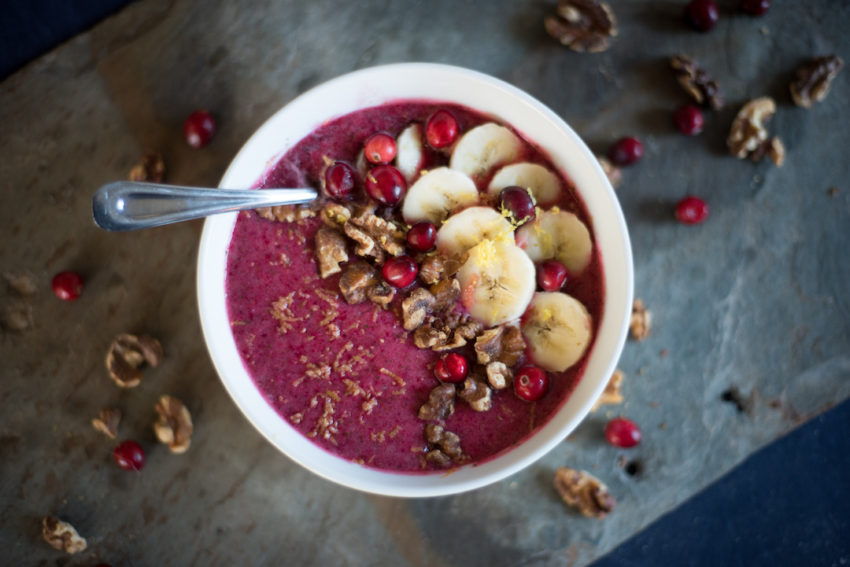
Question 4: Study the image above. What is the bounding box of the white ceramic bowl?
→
[198,63,633,497]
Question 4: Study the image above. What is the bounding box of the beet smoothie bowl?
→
[197,63,633,497]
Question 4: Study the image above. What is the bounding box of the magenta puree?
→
[225,102,604,472]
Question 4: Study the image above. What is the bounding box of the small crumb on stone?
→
[128,151,165,183]
[554,467,616,518]
[91,408,121,439]
[629,299,651,341]
[4,272,37,296]
[42,516,87,554]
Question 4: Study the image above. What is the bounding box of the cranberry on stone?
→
[364,133,397,165]
[608,137,644,166]
[604,417,642,448]
[443,353,469,382]
[500,186,536,225]
[382,255,418,288]
[537,260,568,291]
[675,196,709,225]
[425,110,460,149]
[366,165,407,207]
[685,0,719,32]
[323,161,358,200]
[514,366,549,402]
[673,105,705,136]
[183,110,216,149]
[740,0,770,16]
[113,440,146,471]
[51,271,83,301]
[407,221,437,252]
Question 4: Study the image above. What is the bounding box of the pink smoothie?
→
[225,102,604,472]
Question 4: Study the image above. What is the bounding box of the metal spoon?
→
[92,181,318,231]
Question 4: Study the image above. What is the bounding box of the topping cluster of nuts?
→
[544,0,618,53]
[553,467,617,518]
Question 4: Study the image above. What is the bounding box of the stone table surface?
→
[1,1,848,565]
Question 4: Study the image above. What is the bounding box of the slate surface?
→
[1,1,848,565]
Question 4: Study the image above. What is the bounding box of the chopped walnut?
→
[591,369,624,411]
[459,376,492,412]
[727,97,777,160]
[366,281,395,307]
[544,0,618,53]
[553,467,616,518]
[402,288,435,331]
[339,262,378,305]
[315,227,349,278]
[413,312,483,352]
[790,55,844,108]
[2,302,32,332]
[751,137,785,167]
[343,209,405,261]
[91,408,121,439]
[425,423,463,465]
[128,151,165,183]
[418,383,456,421]
[670,55,724,110]
[42,516,87,554]
[429,278,461,312]
[105,333,163,388]
[629,299,651,341]
[597,156,622,188]
[256,204,317,223]
[418,253,461,285]
[486,361,512,390]
[320,202,352,227]
[425,449,452,467]
[474,324,526,366]
[4,272,37,296]
[153,395,193,454]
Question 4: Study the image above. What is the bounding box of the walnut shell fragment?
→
[105,333,163,388]
[670,55,724,110]
[544,0,618,53]
[790,55,844,109]
[128,152,165,183]
[91,407,121,439]
[553,467,616,518]
[153,395,193,454]
[42,516,87,554]
[727,97,779,160]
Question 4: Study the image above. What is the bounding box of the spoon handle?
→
[92,181,318,231]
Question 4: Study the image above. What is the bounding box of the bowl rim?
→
[197,62,633,497]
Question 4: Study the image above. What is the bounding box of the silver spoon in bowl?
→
[92,181,318,231]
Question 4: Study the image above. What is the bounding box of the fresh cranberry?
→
[323,161,358,200]
[608,137,644,166]
[537,260,568,291]
[382,255,418,288]
[514,366,549,402]
[500,186,536,225]
[407,221,437,252]
[425,110,460,149]
[673,105,705,136]
[685,0,719,32]
[675,195,709,225]
[604,417,642,448]
[434,358,452,381]
[740,0,770,16]
[183,110,216,149]
[366,165,406,207]
[364,133,397,165]
[51,271,83,301]
[113,440,146,471]
[443,353,469,382]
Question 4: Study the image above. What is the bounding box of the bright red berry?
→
[500,186,536,225]
[51,271,83,301]
[425,110,460,149]
[740,0,770,16]
[183,110,216,149]
[537,260,568,291]
[113,440,146,471]
[514,366,549,402]
[673,105,705,136]
[675,196,709,225]
[443,353,469,382]
[434,358,452,381]
[366,165,407,207]
[407,221,437,252]
[685,0,719,32]
[608,137,644,166]
[323,161,358,200]
[364,133,397,165]
[382,255,418,288]
[604,417,642,448]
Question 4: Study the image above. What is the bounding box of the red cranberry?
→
[675,195,709,225]
[382,255,418,288]
[407,221,437,252]
[51,271,83,301]
[434,358,452,381]
[537,260,568,292]
[685,0,719,32]
[500,186,536,225]
[604,417,642,448]
[113,440,146,471]
[364,133,397,165]
[183,110,216,149]
[608,137,644,166]
[740,0,770,16]
[514,366,549,402]
[425,110,460,149]
[366,165,407,207]
[673,105,705,136]
[443,353,469,382]
[323,161,358,200]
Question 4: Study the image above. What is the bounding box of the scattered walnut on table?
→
[553,467,616,518]
[670,55,724,110]
[402,288,436,331]
[128,151,165,183]
[418,383,456,421]
[591,369,624,411]
[596,156,622,188]
[544,0,618,53]
[486,361,512,390]
[4,272,37,296]
[42,516,87,554]
[459,375,492,412]
[629,299,651,341]
[339,261,378,305]
[315,226,349,279]
[153,395,193,454]
[105,333,163,388]
[91,407,121,439]
[751,137,786,167]
[790,55,844,108]
[2,302,32,332]
[727,97,779,160]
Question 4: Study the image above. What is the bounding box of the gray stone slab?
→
[1,1,849,565]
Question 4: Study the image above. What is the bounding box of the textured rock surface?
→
[1,1,848,565]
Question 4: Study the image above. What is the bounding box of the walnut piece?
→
[320,202,352,227]
[474,324,526,366]
[596,156,622,188]
[790,55,844,108]
[727,97,777,160]
[486,361,512,390]
[591,369,624,411]
[402,288,436,331]
[418,253,461,285]
[544,0,617,53]
[553,467,616,518]
[256,204,317,223]
[153,395,193,454]
[366,281,395,307]
[343,209,405,262]
[4,272,37,295]
[105,333,163,388]
[42,516,87,554]
[751,137,786,167]
[315,227,349,279]
[629,299,651,341]
[670,55,724,110]
[459,376,492,412]
[339,261,378,305]
[128,152,165,183]
[418,383,456,421]
[91,408,121,439]
[429,278,461,312]
[414,312,483,351]
[2,302,32,332]
[424,423,462,467]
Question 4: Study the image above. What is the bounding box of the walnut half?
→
[42,516,87,554]
[544,0,617,53]
[790,55,844,109]
[105,333,162,388]
[727,97,777,160]
[153,395,193,454]
[553,467,616,518]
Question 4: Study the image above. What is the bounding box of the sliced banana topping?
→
[395,123,425,183]
[487,162,561,206]
[521,292,592,373]
[516,209,593,275]
[435,206,514,258]
[450,123,523,179]
[401,167,479,226]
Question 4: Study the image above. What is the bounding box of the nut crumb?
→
[629,299,651,341]
[827,187,839,197]
[544,0,618,53]
[42,516,87,554]
[596,156,622,188]
[553,467,616,518]
[591,369,624,411]
[128,152,165,183]
[751,137,785,167]
[2,302,32,332]
[4,272,37,296]
[153,395,193,454]
[91,408,121,439]
[105,333,163,388]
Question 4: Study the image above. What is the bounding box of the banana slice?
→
[450,123,523,179]
[435,206,514,258]
[521,292,592,372]
[457,240,536,327]
[487,162,561,205]
[401,167,479,225]
[515,209,593,274]
[395,123,425,183]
